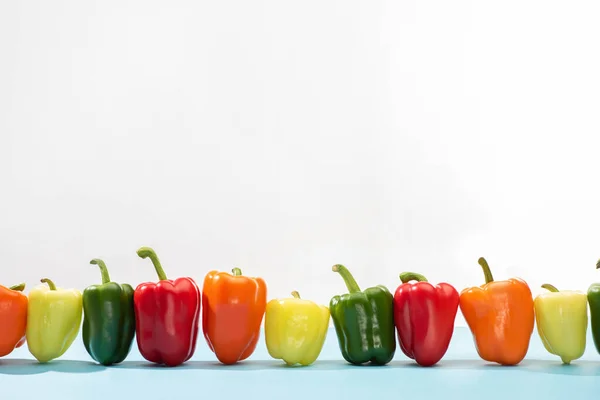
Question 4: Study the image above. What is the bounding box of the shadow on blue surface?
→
[0,359,106,375]
[112,359,387,370]
[401,359,600,376]
[2,357,600,377]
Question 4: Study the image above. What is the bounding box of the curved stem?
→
[596,259,600,269]
[9,283,26,291]
[232,268,242,276]
[41,278,57,291]
[137,247,167,280]
[291,291,300,299]
[478,257,494,284]
[399,272,428,283]
[90,259,111,284]
[542,283,559,292]
[332,264,361,293]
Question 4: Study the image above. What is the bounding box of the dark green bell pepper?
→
[588,259,600,353]
[82,258,135,366]
[329,264,396,365]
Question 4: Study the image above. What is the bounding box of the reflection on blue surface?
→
[1,326,600,399]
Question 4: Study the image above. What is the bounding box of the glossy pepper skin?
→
[535,283,587,364]
[26,278,83,363]
[0,283,28,357]
[587,260,600,354]
[393,272,459,367]
[82,259,135,366]
[202,268,267,364]
[134,247,201,367]
[265,291,330,366]
[329,264,396,365]
[460,257,534,366]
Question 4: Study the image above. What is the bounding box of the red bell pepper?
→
[134,247,201,367]
[393,271,459,366]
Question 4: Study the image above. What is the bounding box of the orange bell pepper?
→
[459,257,535,366]
[202,267,267,365]
[0,283,28,357]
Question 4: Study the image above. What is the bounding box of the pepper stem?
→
[399,272,428,283]
[232,268,242,276]
[137,247,167,280]
[41,278,57,291]
[332,264,361,293]
[9,283,26,291]
[478,257,494,284]
[596,259,600,269]
[291,291,300,299]
[541,283,559,292]
[90,259,111,284]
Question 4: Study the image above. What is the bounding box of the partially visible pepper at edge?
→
[0,283,28,358]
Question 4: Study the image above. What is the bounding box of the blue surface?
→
[1,326,600,399]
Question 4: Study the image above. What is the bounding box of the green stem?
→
[137,247,167,280]
[291,291,300,299]
[478,257,494,284]
[542,283,559,292]
[9,283,26,291]
[332,264,361,293]
[41,278,57,291]
[596,259,600,269]
[90,259,111,284]
[232,268,242,276]
[399,272,428,283]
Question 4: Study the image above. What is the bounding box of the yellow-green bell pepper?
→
[26,278,83,363]
[534,283,588,364]
[264,291,330,366]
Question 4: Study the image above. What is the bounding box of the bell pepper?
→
[0,283,28,358]
[82,258,136,365]
[535,283,587,364]
[265,291,330,366]
[26,278,83,363]
[459,257,535,366]
[587,260,600,354]
[329,264,396,365]
[393,272,459,367]
[202,267,267,365]
[134,247,201,367]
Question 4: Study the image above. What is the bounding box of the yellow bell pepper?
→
[534,283,588,364]
[265,291,330,366]
[26,278,83,363]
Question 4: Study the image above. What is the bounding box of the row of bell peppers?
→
[0,249,598,367]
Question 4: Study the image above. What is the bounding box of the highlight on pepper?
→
[265,290,330,366]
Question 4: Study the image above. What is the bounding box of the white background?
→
[2,0,600,327]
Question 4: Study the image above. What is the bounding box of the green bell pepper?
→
[588,260,600,354]
[329,264,396,365]
[82,258,135,365]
